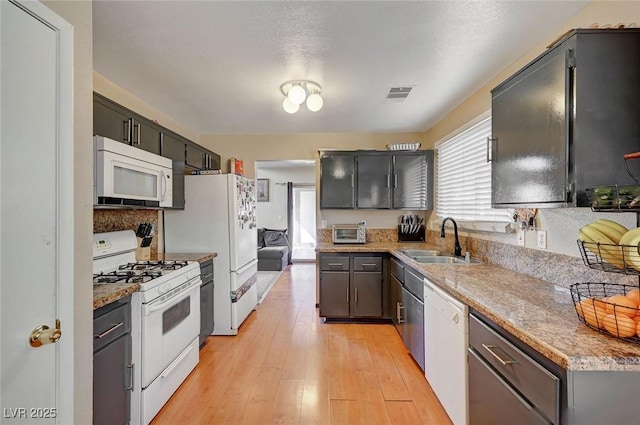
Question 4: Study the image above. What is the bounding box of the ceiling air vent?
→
[386,86,414,102]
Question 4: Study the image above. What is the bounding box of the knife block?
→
[135,237,151,261]
[398,225,425,242]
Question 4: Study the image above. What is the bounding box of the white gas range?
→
[93,231,201,425]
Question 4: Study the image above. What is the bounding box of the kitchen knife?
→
[140,236,153,247]
[136,224,145,238]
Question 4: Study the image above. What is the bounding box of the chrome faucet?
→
[440,217,462,257]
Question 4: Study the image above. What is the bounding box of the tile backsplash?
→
[94,209,159,255]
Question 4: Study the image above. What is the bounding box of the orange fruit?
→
[603,313,637,338]
[592,298,608,310]
[605,295,639,317]
[626,288,640,305]
[577,299,606,328]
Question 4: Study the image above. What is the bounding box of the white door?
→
[1,1,74,424]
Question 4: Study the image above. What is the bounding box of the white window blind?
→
[436,116,513,228]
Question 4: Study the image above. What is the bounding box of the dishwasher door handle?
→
[482,343,519,366]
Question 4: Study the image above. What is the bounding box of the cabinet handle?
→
[94,322,124,339]
[397,302,405,323]
[394,174,398,188]
[350,174,354,188]
[355,287,358,303]
[131,121,141,145]
[385,174,389,188]
[123,119,131,143]
[482,343,519,366]
[124,363,134,391]
[328,263,343,268]
[361,263,377,267]
[346,287,350,303]
[486,137,496,162]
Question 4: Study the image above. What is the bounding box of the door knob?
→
[30,319,61,347]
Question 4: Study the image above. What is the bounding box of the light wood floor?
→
[152,263,452,425]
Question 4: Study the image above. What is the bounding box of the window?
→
[436,116,513,231]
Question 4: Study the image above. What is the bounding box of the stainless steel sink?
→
[400,249,450,257]
[411,256,482,265]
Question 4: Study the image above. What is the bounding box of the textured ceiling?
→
[93,1,588,135]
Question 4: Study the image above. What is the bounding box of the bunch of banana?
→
[578,219,628,269]
[620,226,640,271]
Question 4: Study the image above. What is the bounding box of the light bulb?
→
[282,97,299,114]
[287,84,306,105]
[306,93,323,112]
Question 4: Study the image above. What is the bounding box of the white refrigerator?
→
[164,174,258,335]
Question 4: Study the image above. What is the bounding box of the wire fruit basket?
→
[570,283,640,345]
[577,240,640,275]
[586,185,640,212]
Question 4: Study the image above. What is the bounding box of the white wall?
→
[256,164,315,229]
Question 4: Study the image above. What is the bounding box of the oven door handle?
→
[144,281,199,315]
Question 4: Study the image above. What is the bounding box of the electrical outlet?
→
[517,231,525,246]
[537,230,547,249]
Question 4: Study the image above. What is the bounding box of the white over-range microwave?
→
[94,136,173,208]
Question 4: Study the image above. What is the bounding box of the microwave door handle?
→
[160,170,167,202]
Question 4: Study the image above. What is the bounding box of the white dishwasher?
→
[423,278,468,425]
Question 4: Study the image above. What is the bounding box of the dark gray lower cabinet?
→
[390,273,403,333]
[319,271,350,318]
[199,259,214,347]
[468,350,549,425]
[402,286,425,371]
[388,258,424,371]
[319,253,383,319]
[352,271,382,317]
[93,298,131,425]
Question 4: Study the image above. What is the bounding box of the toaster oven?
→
[332,223,366,244]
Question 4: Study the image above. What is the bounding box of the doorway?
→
[255,160,316,263]
[289,184,316,262]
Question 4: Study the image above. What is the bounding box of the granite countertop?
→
[93,282,139,310]
[151,252,217,262]
[93,252,217,310]
[316,242,640,372]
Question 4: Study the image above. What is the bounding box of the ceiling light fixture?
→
[280,80,323,114]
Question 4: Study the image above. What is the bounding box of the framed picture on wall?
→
[257,178,269,202]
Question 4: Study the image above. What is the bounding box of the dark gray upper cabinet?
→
[357,153,392,208]
[93,93,160,155]
[320,153,356,209]
[491,29,640,208]
[160,133,186,209]
[320,150,433,210]
[94,96,131,144]
[93,93,221,210]
[185,142,220,171]
[392,151,434,209]
[132,119,161,155]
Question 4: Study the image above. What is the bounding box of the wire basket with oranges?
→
[570,282,640,344]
